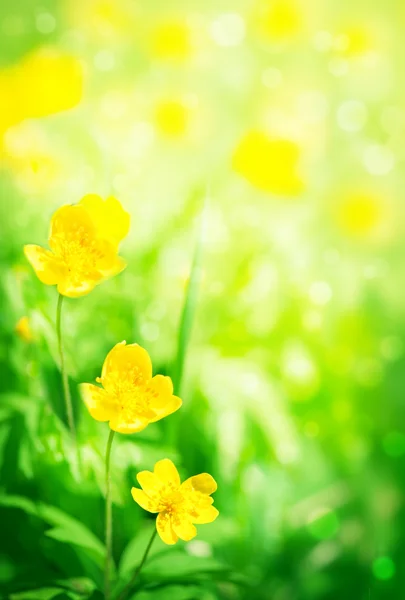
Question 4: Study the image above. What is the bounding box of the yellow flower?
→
[24,194,129,298]
[337,193,383,235]
[15,316,33,342]
[337,26,374,58]
[232,130,303,196]
[0,48,83,142]
[151,21,192,60]
[80,342,182,433]
[17,48,83,120]
[131,459,219,544]
[256,0,303,41]
[154,99,189,137]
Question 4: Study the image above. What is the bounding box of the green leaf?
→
[6,577,96,599]
[0,494,105,568]
[142,552,230,579]
[10,589,66,600]
[134,584,204,600]
[119,526,168,577]
[171,195,207,396]
[39,504,105,561]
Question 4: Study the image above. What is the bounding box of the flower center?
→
[158,487,185,514]
[52,228,106,281]
[103,365,158,422]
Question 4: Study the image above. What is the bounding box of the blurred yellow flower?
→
[24,195,129,297]
[0,48,83,141]
[15,316,33,342]
[337,193,383,235]
[18,48,83,119]
[131,458,218,544]
[80,342,182,433]
[154,99,190,137]
[232,130,303,196]
[256,0,302,41]
[337,27,374,58]
[151,21,192,60]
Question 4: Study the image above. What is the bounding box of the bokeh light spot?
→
[257,0,302,41]
[309,281,332,306]
[363,145,394,176]
[373,556,395,580]
[151,20,192,60]
[313,30,333,52]
[307,508,339,540]
[328,58,348,77]
[337,193,383,236]
[36,12,56,34]
[337,100,367,132]
[210,13,245,47]
[380,337,403,361]
[94,49,115,71]
[262,67,282,88]
[154,99,190,137]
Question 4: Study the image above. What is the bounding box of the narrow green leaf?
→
[171,195,207,396]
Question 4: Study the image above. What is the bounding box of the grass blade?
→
[172,194,207,396]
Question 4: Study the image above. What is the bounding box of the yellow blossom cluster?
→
[24,195,218,545]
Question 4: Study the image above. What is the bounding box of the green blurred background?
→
[1,0,405,599]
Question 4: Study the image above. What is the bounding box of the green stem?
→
[105,429,115,600]
[119,528,157,600]
[56,293,76,438]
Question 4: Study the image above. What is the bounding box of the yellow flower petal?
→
[79,194,130,247]
[150,395,182,423]
[24,244,66,285]
[191,505,219,525]
[136,470,163,495]
[98,253,127,278]
[150,374,174,399]
[131,487,159,513]
[156,512,178,545]
[147,375,182,423]
[172,516,197,541]
[101,342,153,392]
[87,237,127,278]
[57,278,98,298]
[109,417,148,434]
[80,383,114,421]
[154,458,180,487]
[49,204,95,249]
[182,473,218,495]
